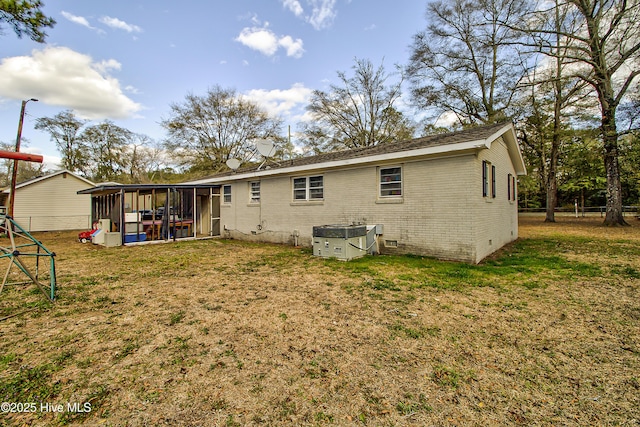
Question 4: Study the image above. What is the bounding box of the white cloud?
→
[281,0,338,30]
[282,0,304,16]
[307,0,337,29]
[235,25,304,58]
[236,26,279,56]
[278,35,305,58]
[0,46,142,120]
[124,85,141,94]
[61,11,103,33]
[243,83,313,119]
[94,59,121,74]
[99,16,143,33]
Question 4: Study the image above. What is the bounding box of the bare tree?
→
[519,0,594,222]
[161,86,282,173]
[35,110,89,175]
[301,58,414,153]
[123,134,168,183]
[526,0,640,225]
[407,0,533,125]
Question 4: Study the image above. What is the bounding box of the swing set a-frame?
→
[0,149,57,319]
[0,214,56,302]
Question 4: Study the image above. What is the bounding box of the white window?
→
[223,185,231,204]
[380,166,402,197]
[250,181,260,203]
[293,176,323,201]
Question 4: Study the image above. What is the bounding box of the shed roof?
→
[186,121,525,184]
[1,169,95,194]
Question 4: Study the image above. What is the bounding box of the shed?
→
[0,170,96,231]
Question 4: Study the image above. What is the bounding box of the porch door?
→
[210,190,221,236]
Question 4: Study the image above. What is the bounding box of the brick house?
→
[187,121,526,263]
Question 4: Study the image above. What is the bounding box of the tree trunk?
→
[545,81,561,223]
[602,113,628,226]
[545,170,557,222]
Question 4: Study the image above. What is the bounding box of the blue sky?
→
[0,1,428,168]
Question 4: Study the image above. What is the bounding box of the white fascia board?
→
[188,139,488,184]
[5,169,96,193]
[484,123,527,175]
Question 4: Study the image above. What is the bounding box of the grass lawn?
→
[0,215,639,426]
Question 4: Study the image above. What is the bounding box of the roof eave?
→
[484,123,527,175]
[188,140,488,184]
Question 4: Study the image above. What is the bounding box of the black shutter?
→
[482,161,487,197]
[491,165,496,198]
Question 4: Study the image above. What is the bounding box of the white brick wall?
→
[475,137,519,262]
[219,138,519,263]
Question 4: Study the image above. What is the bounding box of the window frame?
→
[249,181,260,204]
[292,175,324,201]
[222,184,231,204]
[379,166,403,198]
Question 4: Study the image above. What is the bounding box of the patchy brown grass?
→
[0,215,639,426]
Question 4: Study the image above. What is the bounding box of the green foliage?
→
[81,121,131,182]
[431,364,463,389]
[0,362,61,402]
[0,0,55,43]
[619,132,640,204]
[35,110,89,174]
[558,129,607,205]
[388,322,427,339]
[169,310,185,326]
[325,236,603,292]
[396,393,432,415]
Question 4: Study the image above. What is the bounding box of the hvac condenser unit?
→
[312,224,368,261]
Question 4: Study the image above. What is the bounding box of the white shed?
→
[1,170,96,231]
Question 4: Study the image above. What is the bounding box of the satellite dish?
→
[255,139,275,157]
[226,158,241,170]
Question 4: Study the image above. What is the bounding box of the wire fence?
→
[11,215,93,233]
[519,206,639,217]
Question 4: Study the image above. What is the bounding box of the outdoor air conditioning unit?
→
[312,224,371,261]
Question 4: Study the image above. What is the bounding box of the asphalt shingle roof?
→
[197,121,512,180]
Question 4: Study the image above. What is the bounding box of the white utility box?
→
[103,232,122,247]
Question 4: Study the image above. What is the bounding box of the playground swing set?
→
[0,149,57,320]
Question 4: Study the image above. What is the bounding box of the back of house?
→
[189,121,526,263]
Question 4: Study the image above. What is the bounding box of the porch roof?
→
[78,183,220,196]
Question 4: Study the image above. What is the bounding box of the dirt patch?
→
[0,216,639,426]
